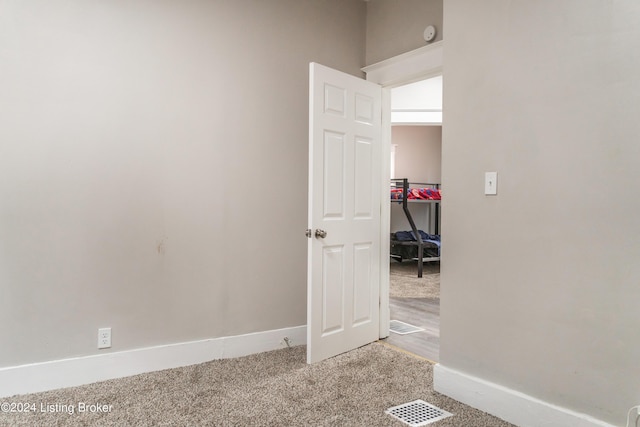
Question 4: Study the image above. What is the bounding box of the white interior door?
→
[307,63,382,364]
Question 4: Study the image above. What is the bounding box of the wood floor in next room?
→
[384,260,440,362]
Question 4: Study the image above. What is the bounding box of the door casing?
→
[361,41,443,338]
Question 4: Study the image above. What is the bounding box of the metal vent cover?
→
[389,320,425,335]
[385,399,453,426]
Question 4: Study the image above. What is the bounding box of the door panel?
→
[354,137,373,218]
[353,243,373,325]
[308,63,382,364]
[355,93,375,125]
[322,245,345,336]
[323,131,346,219]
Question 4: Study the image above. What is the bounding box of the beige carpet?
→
[389,261,440,299]
[0,343,513,426]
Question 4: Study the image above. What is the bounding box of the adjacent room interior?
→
[384,76,443,362]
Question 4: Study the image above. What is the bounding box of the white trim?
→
[363,41,443,87]
[378,87,392,339]
[433,364,615,427]
[0,325,306,398]
[363,45,443,340]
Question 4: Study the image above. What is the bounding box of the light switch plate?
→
[485,172,498,195]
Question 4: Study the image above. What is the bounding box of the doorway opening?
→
[384,75,442,362]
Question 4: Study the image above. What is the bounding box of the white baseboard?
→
[433,364,614,427]
[0,325,306,399]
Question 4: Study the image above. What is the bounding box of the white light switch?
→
[485,172,498,195]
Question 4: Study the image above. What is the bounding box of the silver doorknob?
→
[315,229,327,239]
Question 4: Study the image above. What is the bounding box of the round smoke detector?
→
[424,25,437,42]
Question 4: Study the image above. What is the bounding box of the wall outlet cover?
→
[98,328,111,349]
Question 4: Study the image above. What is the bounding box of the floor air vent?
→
[385,400,453,426]
[389,320,425,335]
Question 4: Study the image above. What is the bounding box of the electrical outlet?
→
[98,328,111,349]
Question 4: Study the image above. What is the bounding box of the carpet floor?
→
[0,343,513,426]
[389,261,440,299]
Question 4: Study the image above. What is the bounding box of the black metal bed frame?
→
[390,178,440,278]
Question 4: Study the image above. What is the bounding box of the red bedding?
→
[391,187,441,200]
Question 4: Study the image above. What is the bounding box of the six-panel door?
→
[307,63,382,364]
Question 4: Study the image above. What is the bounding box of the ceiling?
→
[391,75,442,125]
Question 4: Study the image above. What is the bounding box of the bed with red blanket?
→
[389,179,441,278]
[390,186,441,201]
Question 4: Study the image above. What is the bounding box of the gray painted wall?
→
[0,0,365,368]
[366,0,443,65]
[392,126,442,183]
[440,1,640,424]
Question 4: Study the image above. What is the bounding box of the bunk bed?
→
[390,178,441,278]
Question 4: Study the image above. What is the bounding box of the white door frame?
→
[361,41,443,338]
